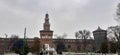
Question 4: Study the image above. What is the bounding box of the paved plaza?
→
[3,52,118,55]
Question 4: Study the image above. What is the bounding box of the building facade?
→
[0,14,95,52]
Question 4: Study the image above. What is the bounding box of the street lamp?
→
[4,34,8,54]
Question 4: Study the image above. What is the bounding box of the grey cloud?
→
[0,0,118,38]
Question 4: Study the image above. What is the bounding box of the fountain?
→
[40,44,56,55]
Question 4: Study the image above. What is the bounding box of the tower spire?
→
[45,13,49,18]
[43,13,50,31]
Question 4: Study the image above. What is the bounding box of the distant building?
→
[0,13,95,52]
[93,27,107,51]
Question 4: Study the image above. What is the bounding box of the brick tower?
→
[40,13,53,48]
[93,26,107,51]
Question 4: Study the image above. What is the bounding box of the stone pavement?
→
[62,52,118,55]
[3,52,118,55]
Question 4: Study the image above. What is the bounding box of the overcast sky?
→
[0,0,119,39]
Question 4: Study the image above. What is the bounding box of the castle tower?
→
[93,26,107,51]
[40,13,53,48]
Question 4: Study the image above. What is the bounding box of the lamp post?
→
[5,34,8,54]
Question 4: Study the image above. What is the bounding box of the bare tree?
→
[75,29,91,52]
[9,35,19,51]
[10,34,19,38]
[116,3,120,24]
[107,25,120,54]
[54,34,67,54]
[54,33,67,39]
[107,26,120,43]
